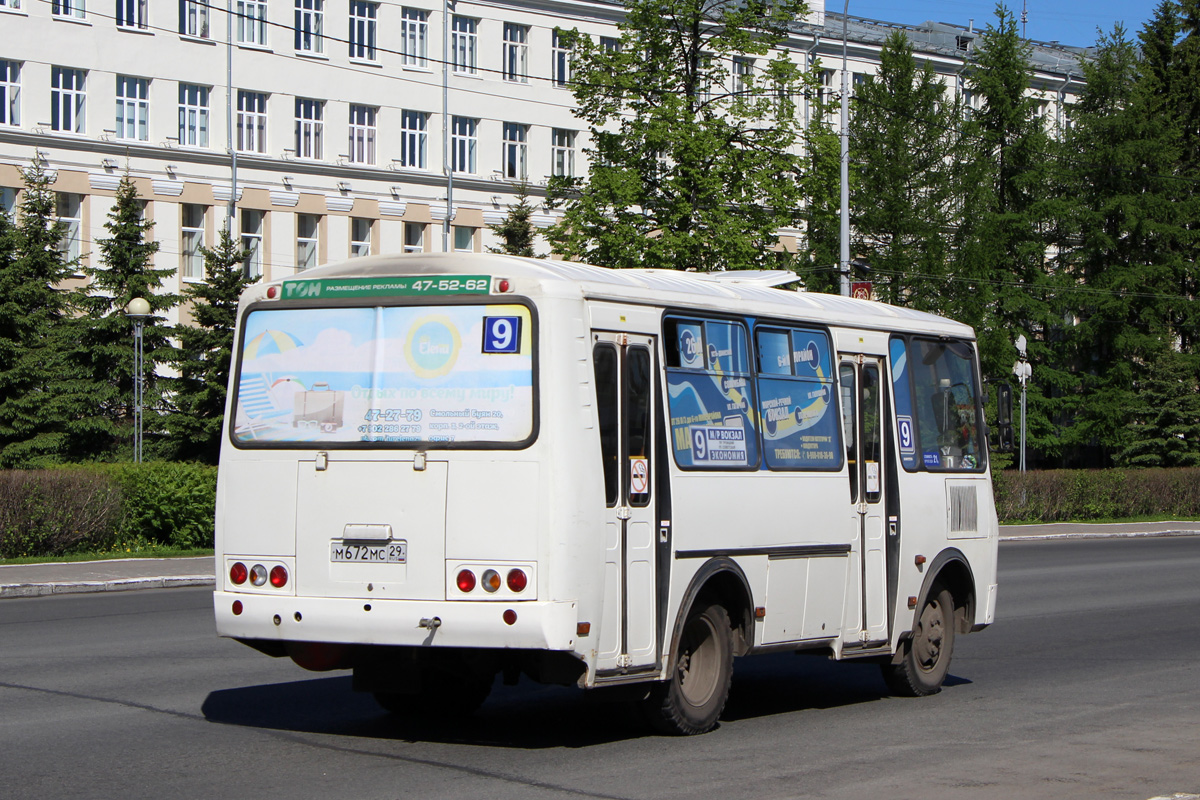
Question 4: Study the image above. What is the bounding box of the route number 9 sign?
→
[483,316,522,353]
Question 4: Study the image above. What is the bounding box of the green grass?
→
[0,547,213,566]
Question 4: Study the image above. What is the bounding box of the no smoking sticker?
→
[630,457,649,495]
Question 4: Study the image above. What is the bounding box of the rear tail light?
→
[269,565,288,588]
[481,569,501,593]
[506,569,528,593]
[250,564,268,586]
[456,569,476,593]
[229,562,248,585]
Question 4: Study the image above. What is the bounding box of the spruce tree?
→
[72,171,178,460]
[548,0,808,271]
[0,161,79,466]
[166,230,255,463]
[952,7,1057,462]
[487,184,540,257]
[848,31,958,310]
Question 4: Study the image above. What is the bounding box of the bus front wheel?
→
[882,585,955,697]
[643,601,734,735]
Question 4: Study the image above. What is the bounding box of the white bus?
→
[214,253,999,734]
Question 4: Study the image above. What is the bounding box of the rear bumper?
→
[213,591,580,651]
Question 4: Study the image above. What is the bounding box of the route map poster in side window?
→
[755,327,842,470]
[232,304,533,446]
[665,318,759,469]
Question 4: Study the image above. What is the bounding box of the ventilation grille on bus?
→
[949,485,979,533]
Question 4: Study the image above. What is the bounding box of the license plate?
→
[330,541,407,563]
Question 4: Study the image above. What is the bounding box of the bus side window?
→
[594,344,620,507]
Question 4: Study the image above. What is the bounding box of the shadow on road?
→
[201,652,971,748]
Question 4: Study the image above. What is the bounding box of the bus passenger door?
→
[593,333,659,673]
[840,356,889,645]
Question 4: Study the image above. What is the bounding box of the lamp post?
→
[839,0,850,297]
[1012,335,1031,473]
[126,297,151,464]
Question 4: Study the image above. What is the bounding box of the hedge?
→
[993,468,1200,523]
[0,463,217,559]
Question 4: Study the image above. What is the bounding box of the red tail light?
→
[506,569,528,593]
[230,562,248,585]
[456,569,476,592]
[269,565,288,588]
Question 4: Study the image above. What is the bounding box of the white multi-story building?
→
[0,0,1087,310]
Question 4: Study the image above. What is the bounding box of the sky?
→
[840,0,1159,48]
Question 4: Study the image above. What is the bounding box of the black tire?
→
[374,662,494,717]
[881,585,956,697]
[643,602,734,735]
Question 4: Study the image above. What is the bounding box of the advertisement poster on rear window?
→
[233,304,533,446]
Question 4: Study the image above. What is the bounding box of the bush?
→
[0,470,123,558]
[0,463,217,558]
[994,468,1200,522]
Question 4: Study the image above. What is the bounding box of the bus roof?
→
[259,252,975,340]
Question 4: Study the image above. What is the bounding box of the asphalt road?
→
[2,536,1198,800]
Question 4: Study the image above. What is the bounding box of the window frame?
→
[347,104,377,165]
[502,22,529,83]
[116,0,148,29]
[400,7,428,68]
[451,115,477,174]
[502,121,527,180]
[240,208,265,277]
[179,0,210,37]
[294,0,324,54]
[0,60,19,128]
[236,0,268,45]
[178,83,210,147]
[399,109,428,169]
[350,217,372,258]
[236,90,267,153]
[55,192,83,262]
[551,29,572,88]
[52,0,86,21]
[51,67,86,134]
[296,212,319,270]
[551,128,575,178]
[115,75,149,142]
[181,203,206,280]
[403,221,424,252]
[451,15,477,75]
[348,0,377,61]
[294,97,324,160]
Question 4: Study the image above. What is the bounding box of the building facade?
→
[0,0,1088,316]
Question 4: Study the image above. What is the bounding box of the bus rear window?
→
[232,303,534,447]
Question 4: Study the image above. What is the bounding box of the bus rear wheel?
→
[643,601,733,735]
[882,585,955,697]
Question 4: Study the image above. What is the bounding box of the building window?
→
[294,98,323,159]
[348,0,377,60]
[115,76,149,141]
[296,213,319,270]
[502,122,527,180]
[117,0,148,29]
[236,90,267,153]
[178,84,209,147]
[1,187,17,220]
[453,225,475,252]
[503,23,528,83]
[348,104,376,165]
[295,0,323,54]
[236,0,267,45]
[52,0,85,20]
[403,221,423,253]
[51,67,86,134]
[0,61,19,128]
[350,217,372,257]
[551,30,572,88]
[600,36,620,54]
[451,16,477,75]
[400,7,428,67]
[732,57,753,96]
[55,193,82,262]
[400,110,427,168]
[181,203,206,279]
[451,116,476,173]
[241,209,264,277]
[551,128,575,178]
[179,0,210,37]
[0,0,21,9]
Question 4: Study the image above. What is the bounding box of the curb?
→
[0,575,214,599]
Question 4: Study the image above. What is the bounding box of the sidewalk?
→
[3,522,1200,599]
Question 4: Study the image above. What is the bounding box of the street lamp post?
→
[1012,335,1032,473]
[126,297,151,464]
